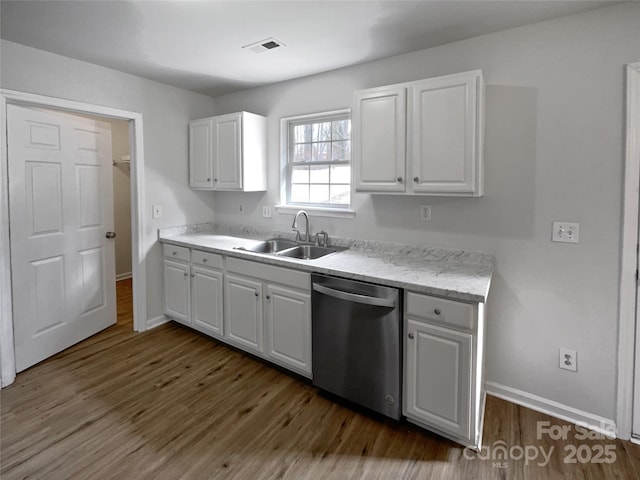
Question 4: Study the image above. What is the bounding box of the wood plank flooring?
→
[2,279,640,479]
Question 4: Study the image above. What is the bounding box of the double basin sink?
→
[235,238,344,260]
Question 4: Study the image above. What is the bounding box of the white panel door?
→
[8,105,116,372]
[213,113,242,190]
[189,118,213,189]
[410,72,478,194]
[405,319,472,440]
[191,265,223,337]
[353,85,406,192]
[224,274,262,353]
[265,284,311,376]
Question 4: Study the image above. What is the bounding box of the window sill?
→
[274,205,356,219]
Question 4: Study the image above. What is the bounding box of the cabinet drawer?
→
[163,244,190,262]
[406,292,475,330]
[192,249,223,269]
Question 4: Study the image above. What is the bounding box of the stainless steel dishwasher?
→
[311,274,402,420]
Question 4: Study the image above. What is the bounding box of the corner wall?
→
[211,3,640,421]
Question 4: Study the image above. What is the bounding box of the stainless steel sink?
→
[276,245,340,260]
[237,238,298,254]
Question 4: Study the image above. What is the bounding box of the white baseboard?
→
[146,314,169,330]
[116,272,132,281]
[485,381,617,438]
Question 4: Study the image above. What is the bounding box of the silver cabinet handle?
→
[408,333,415,339]
[207,177,211,182]
[254,292,259,297]
[214,178,218,182]
[413,176,419,183]
[202,258,208,263]
[183,272,188,278]
[397,177,403,183]
[191,273,195,278]
[312,283,396,308]
[266,295,271,300]
[105,231,116,239]
[434,308,441,315]
[172,251,178,256]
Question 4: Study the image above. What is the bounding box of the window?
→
[281,110,351,210]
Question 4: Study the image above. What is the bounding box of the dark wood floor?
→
[2,279,640,479]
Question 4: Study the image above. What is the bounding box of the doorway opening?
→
[68,112,135,331]
[0,89,147,387]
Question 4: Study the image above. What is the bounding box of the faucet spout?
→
[292,210,310,243]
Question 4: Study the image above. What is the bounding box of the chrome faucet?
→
[292,210,311,243]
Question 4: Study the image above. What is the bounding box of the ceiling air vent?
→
[241,37,286,54]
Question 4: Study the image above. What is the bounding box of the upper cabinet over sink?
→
[353,70,484,196]
[189,111,267,191]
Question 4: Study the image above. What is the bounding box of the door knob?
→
[105,232,117,239]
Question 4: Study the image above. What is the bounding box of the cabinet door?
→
[189,118,214,189]
[163,259,190,325]
[265,284,311,376]
[405,319,472,440]
[224,274,263,353]
[191,265,224,338]
[409,72,481,195]
[213,113,243,190]
[353,86,406,192]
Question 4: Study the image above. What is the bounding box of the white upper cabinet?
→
[189,118,214,189]
[353,85,406,192]
[354,70,484,196]
[189,111,267,191]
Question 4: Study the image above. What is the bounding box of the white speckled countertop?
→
[158,223,493,303]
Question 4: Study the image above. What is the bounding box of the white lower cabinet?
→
[163,259,190,324]
[405,320,472,439]
[163,245,224,339]
[224,257,311,377]
[265,284,311,374]
[404,291,486,449]
[224,274,263,353]
[191,265,224,337]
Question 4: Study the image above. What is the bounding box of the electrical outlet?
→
[552,222,579,243]
[152,204,162,219]
[559,348,577,372]
[262,205,272,218]
[419,205,431,222]
[238,203,245,214]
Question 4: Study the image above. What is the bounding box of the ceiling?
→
[0,0,616,97]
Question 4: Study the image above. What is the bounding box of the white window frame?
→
[276,109,355,219]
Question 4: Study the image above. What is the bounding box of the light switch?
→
[552,222,579,244]
[152,204,163,219]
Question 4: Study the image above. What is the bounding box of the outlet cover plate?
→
[152,204,162,219]
[552,222,579,243]
[262,206,272,218]
[419,205,431,222]
[559,348,577,372]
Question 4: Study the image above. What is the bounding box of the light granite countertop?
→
[158,223,493,303]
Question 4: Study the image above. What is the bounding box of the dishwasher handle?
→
[312,282,396,308]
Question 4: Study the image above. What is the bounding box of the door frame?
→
[617,62,640,440]
[0,89,147,387]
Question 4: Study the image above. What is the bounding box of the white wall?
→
[212,3,640,421]
[0,39,218,324]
